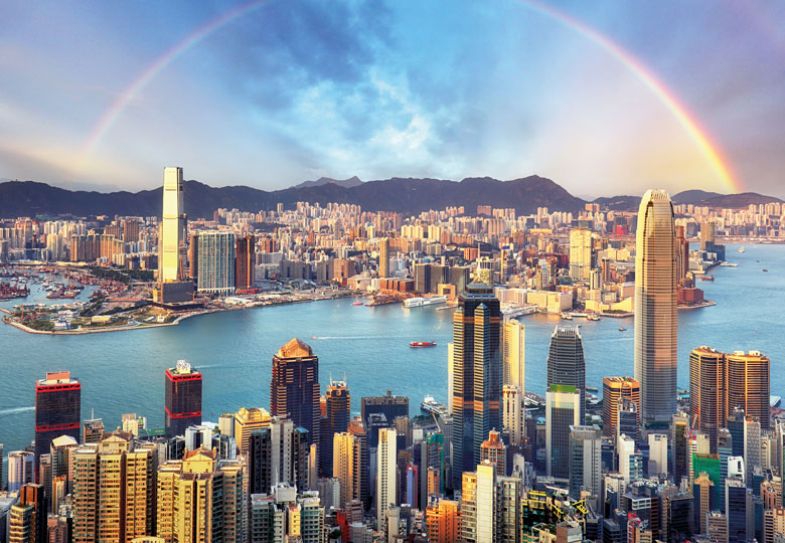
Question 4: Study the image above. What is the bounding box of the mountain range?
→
[0,176,780,218]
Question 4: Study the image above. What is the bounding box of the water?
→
[0,244,782,454]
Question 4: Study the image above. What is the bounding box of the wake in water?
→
[312,335,414,341]
[0,406,35,417]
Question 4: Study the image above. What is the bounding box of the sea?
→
[0,243,782,457]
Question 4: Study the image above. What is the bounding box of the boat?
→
[763,269,769,273]
[618,327,627,332]
[587,314,600,321]
[719,262,737,268]
[699,275,714,282]
[421,395,448,417]
[410,341,437,348]
[560,312,573,320]
[352,300,363,306]
[737,246,746,254]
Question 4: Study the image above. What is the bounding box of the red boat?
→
[410,341,437,348]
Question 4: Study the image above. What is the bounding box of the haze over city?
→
[1,0,784,196]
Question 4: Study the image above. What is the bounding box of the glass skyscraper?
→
[546,326,586,420]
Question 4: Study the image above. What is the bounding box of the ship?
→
[421,395,448,417]
[737,246,746,253]
[410,341,437,348]
[403,296,447,308]
[618,327,627,332]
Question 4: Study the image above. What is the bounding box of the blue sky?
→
[0,0,783,196]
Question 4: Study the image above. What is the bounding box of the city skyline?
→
[1,1,784,196]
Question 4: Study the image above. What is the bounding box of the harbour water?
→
[0,243,782,454]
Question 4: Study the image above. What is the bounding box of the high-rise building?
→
[648,433,668,477]
[72,432,154,543]
[271,338,320,442]
[672,412,690,484]
[82,417,104,444]
[690,346,727,450]
[726,478,753,543]
[35,371,80,470]
[502,385,524,446]
[425,497,459,543]
[159,166,187,283]
[726,350,770,430]
[569,227,593,282]
[361,391,408,448]
[376,427,397,531]
[165,360,203,438]
[235,234,255,290]
[196,231,236,295]
[502,319,525,390]
[321,380,350,477]
[450,283,502,484]
[8,484,45,543]
[546,385,581,479]
[378,237,390,279]
[602,377,640,439]
[480,430,507,477]
[7,451,34,492]
[332,432,362,509]
[547,327,586,419]
[568,425,602,507]
[460,462,496,543]
[234,407,271,457]
[634,189,678,426]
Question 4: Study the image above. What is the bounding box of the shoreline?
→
[2,291,353,336]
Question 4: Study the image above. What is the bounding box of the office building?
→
[568,425,602,506]
[159,166,187,283]
[378,237,390,279]
[726,478,753,543]
[690,346,727,450]
[35,371,81,469]
[502,319,525,391]
[502,385,524,446]
[271,338,320,443]
[196,231,236,295]
[634,189,678,425]
[235,234,255,290]
[333,432,362,509]
[569,227,593,282]
[376,427,397,530]
[546,385,581,479]
[480,429,507,477]
[648,433,668,477]
[547,326,586,419]
[727,350,770,430]
[602,376,641,439]
[165,360,203,438]
[7,451,34,492]
[321,379,350,476]
[361,391,408,448]
[450,283,502,484]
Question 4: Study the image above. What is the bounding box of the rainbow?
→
[80,0,741,192]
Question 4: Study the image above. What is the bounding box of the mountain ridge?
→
[0,177,780,218]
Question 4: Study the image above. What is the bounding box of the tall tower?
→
[376,427,397,531]
[690,346,727,450]
[726,350,770,430]
[35,371,81,469]
[634,189,678,426]
[568,227,593,282]
[545,385,581,479]
[160,166,187,282]
[602,377,640,439]
[321,380,350,476]
[271,339,320,442]
[378,237,390,279]
[502,319,525,391]
[450,283,502,486]
[547,326,586,420]
[165,360,203,438]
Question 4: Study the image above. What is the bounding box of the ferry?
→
[737,246,746,254]
[403,296,447,308]
[421,395,448,417]
[410,341,437,348]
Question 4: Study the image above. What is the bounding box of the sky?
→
[0,0,783,197]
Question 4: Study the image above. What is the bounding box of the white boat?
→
[737,246,746,253]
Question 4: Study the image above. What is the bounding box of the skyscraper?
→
[602,377,640,439]
[547,326,586,420]
[34,371,80,469]
[321,380,350,476]
[568,227,593,282]
[8,484,45,543]
[690,346,727,450]
[361,390,408,448]
[502,319,525,391]
[7,451,34,492]
[271,338,320,442]
[378,237,390,279]
[726,350,770,430]
[196,231,236,295]
[332,432,362,509]
[546,384,581,479]
[165,360,203,438]
[376,427,397,531]
[450,283,502,485]
[634,189,678,426]
[568,425,602,508]
[235,234,255,291]
[480,429,507,477]
[159,166,187,283]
